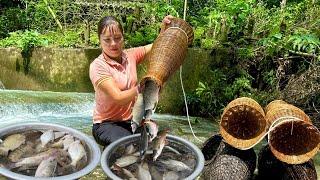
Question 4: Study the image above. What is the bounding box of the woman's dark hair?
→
[97,16,124,37]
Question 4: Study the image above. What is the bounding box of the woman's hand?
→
[160,15,174,34]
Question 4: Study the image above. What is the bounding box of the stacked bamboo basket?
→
[202,97,320,179]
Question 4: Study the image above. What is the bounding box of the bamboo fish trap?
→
[257,144,317,180]
[220,97,267,149]
[140,18,194,87]
[265,100,320,164]
[201,134,256,180]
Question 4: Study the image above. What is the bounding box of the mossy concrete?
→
[0,47,213,114]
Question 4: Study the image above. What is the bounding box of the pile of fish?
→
[110,129,196,180]
[0,129,88,177]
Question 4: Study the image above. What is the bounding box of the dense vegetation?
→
[0,0,319,123]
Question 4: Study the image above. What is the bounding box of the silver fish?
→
[150,165,163,180]
[143,80,160,112]
[125,144,136,155]
[51,134,74,150]
[139,126,149,160]
[113,164,136,179]
[12,148,60,169]
[54,131,66,140]
[164,145,181,155]
[138,162,152,180]
[0,134,26,157]
[132,93,145,133]
[163,171,180,180]
[35,156,57,177]
[144,120,159,142]
[112,155,138,168]
[40,130,54,148]
[8,141,35,162]
[160,159,192,172]
[68,140,87,167]
[152,129,169,161]
[132,150,153,157]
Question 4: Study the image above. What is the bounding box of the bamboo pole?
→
[43,0,64,33]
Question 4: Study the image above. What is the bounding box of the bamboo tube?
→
[140,18,193,87]
[265,102,320,164]
[220,97,267,149]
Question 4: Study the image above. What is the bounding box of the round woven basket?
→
[201,133,223,165]
[141,18,193,87]
[257,144,317,180]
[265,103,320,164]
[265,99,288,113]
[202,138,256,180]
[220,97,267,149]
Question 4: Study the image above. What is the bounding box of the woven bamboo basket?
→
[220,97,267,149]
[257,145,317,180]
[265,103,320,164]
[265,99,287,113]
[201,133,223,165]
[141,18,194,87]
[202,137,256,180]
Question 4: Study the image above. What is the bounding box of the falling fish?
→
[112,155,138,168]
[152,129,169,161]
[35,156,57,177]
[68,140,87,167]
[144,120,159,142]
[0,134,26,157]
[138,162,152,180]
[132,93,145,133]
[159,159,192,172]
[143,80,160,120]
[139,126,149,160]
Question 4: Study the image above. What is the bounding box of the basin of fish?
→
[107,134,197,179]
[0,129,89,178]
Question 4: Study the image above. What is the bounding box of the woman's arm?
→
[144,44,153,55]
[98,79,138,106]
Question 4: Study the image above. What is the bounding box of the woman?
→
[89,15,173,147]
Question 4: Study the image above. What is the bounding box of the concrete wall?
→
[0,47,213,113]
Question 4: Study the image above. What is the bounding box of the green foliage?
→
[0,7,26,38]
[0,30,48,53]
[287,34,320,54]
[125,24,158,47]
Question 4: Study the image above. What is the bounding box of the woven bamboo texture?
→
[265,99,288,113]
[202,135,256,180]
[201,133,223,165]
[220,97,267,149]
[141,18,193,87]
[265,102,320,164]
[257,145,317,180]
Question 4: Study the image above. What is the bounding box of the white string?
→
[240,116,304,150]
[166,27,188,43]
[179,0,203,143]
